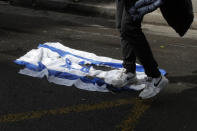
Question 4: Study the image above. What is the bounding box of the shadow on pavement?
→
[168,74,197,85]
[135,80,197,131]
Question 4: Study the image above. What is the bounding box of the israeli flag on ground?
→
[15,42,166,92]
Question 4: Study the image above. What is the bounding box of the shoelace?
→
[143,77,154,89]
[145,77,153,82]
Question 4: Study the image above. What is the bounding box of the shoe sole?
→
[107,78,143,93]
[140,77,169,99]
[112,76,145,88]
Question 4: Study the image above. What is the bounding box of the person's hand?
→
[129,0,165,21]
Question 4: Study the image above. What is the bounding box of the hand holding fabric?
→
[129,0,165,21]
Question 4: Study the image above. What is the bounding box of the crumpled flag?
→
[15,42,166,92]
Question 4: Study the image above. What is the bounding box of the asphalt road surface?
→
[0,3,197,131]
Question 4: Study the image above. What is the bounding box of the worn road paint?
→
[0,98,136,123]
[117,99,152,131]
[0,53,152,130]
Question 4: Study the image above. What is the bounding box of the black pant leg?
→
[120,0,161,77]
[115,0,124,29]
[116,0,137,73]
[121,37,136,73]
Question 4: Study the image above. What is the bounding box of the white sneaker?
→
[139,75,169,99]
[111,69,144,88]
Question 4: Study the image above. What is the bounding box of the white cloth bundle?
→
[15,42,166,92]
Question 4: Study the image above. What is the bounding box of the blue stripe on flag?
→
[14,60,106,87]
[49,69,106,86]
[38,44,166,75]
[14,60,45,71]
[38,44,123,68]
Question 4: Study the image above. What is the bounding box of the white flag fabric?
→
[15,42,166,92]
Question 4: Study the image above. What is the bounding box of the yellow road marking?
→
[117,99,152,131]
[0,98,136,123]
[0,53,152,130]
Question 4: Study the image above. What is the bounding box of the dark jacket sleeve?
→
[116,0,194,37]
[160,0,194,37]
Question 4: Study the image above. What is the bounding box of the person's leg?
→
[110,0,143,88]
[120,0,161,78]
[121,38,136,73]
[116,0,168,98]
[115,0,124,30]
[118,0,137,74]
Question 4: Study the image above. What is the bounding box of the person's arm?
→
[129,0,165,21]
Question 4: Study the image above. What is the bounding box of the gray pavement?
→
[0,4,197,131]
[3,0,197,29]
